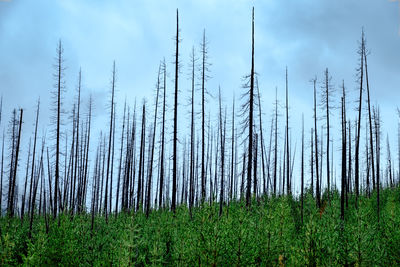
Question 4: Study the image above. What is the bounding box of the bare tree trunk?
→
[115,100,126,215]
[230,97,235,201]
[146,65,161,217]
[159,60,167,209]
[73,69,82,215]
[246,7,255,207]
[301,115,304,224]
[364,48,375,193]
[21,139,31,223]
[137,104,146,212]
[189,50,196,217]
[9,109,23,217]
[355,30,365,207]
[54,40,63,219]
[313,78,321,208]
[273,87,278,196]
[323,68,331,200]
[172,9,179,213]
[256,79,266,196]
[83,96,92,212]
[374,107,380,223]
[0,132,4,216]
[285,67,290,195]
[219,88,226,216]
[27,100,40,217]
[104,62,116,222]
[200,30,209,203]
[341,95,346,220]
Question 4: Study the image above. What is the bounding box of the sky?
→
[0,0,399,195]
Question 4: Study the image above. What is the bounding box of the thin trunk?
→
[172,9,179,212]
[115,100,126,214]
[104,62,116,222]
[285,67,290,195]
[355,30,365,206]
[159,60,167,208]
[246,7,255,207]
[313,78,321,208]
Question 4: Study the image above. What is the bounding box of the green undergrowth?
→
[1,188,399,266]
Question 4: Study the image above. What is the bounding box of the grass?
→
[1,188,399,266]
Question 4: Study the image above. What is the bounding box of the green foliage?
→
[1,188,400,266]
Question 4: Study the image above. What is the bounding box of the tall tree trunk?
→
[219,88,226,216]
[137,104,146,212]
[28,99,40,216]
[172,9,179,212]
[104,62,116,222]
[324,68,331,200]
[159,60,167,208]
[200,30,209,203]
[355,30,365,207]
[313,78,321,208]
[115,100,126,215]
[285,67,290,195]
[273,87,278,196]
[230,97,235,201]
[189,49,196,216]
[246,7,255,207]
[54,40,63,219]
[146,64,161,217]
[21,139,31,223]
[256,79,266,196]
[374,107,380,223]
[9,109,23,217]
[364,48,375,193]
[341,95,346,220]
[301,114,304,224]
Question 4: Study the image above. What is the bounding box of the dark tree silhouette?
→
[246,7,255,207]
[172,9,179,213]
[355,30,365,206]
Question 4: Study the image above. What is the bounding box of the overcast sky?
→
[0,0,399,193]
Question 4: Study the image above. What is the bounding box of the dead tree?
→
[246,7,255,207]
[256,79,266,195]
[189,49,196,216]
[301,114,304,224]
[312,77,321,208]
[386,135,393,188]
[158,60,167,208]
[374,107,380,223]
[285,67,290,195]
[321,68,334,200]
[341,81,347,220]
[72,69,82,215]
[104,62,116,222]
[172,9,179,212]
[230,97,235,201]
[28,99,40,216]
[137,103,146,212]
[218,88,226,216]
[0,151,3,213]
[21,139,31,223]
[364,45,375,192]
[115,100,126,214]
[200,30,210,202]
[355,30,365,206]
[146,64,161,217]
[53,40,64,219]
[8,109,23,217]
[273,87,278,196]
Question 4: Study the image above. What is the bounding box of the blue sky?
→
[0,0,400,194]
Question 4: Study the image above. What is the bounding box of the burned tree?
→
[172,9,180,212]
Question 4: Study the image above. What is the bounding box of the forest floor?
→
[1,188,399,266]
